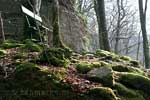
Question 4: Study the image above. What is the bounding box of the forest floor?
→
[0,39,150,100]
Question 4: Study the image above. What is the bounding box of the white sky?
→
[131,0,150,34]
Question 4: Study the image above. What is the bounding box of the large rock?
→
[87,67,115,87]
[0,0,91,52]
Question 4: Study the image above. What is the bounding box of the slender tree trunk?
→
[0,12,5,41]
[52,0,64,48]
[94,0,110,51]
[115,0,121,54]
[138,0,150,68]
[136,31,141,60]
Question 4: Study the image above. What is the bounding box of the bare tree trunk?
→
[52,0,64,48]
[136,31,141,60]
[94,0,110,51]
[114,0,121,54]
[0,12,5,41]
[138,0,150,68]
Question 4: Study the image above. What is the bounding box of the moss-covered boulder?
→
[95,49,119,61]
[87,67,115,87]
[117,72,150,97]
[88,87,118,100]
[112,65,144,74]
[76,62,103,74]
[113,82,145,100]
[76,62,92,74]
[39,48,71,67]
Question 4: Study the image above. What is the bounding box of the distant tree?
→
[138,0,150,68]
[94,0,110,51]
[106,0,138,56]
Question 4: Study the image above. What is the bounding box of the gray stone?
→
[87,67,114,87]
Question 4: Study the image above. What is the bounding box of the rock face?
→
[0,0,91,52]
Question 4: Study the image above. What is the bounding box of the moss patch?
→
[1,42,23,49]
[12,53,28,60]
[113,82,145,100]
[76,62,92,74]
[95,50,119,61]
[88,87,117,100]
[119,56,131,61]
[87,67,114,87]
[20,41,42,52]
[112,65,144,74]
[0,49,6,56]
[39,48,71,67]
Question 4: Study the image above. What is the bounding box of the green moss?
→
[12,53,27,59]
[20,41,42,52]
[88,87,117,100]
[1,42,23,49]
[0,62,88,99]
[112,65,144,74]
[76,61,105,74]
[129,60,140,67]
[87,67,114,87]
[99,61,111,67]
[117,73,150,95]
[114,83,143,100]
[95,50,119,61]
[88,72,114,87]
[15,62,40,73]
[95,49,109,57]
[91,62,102,68]
[119,56,131,61]
[0,49,6,56]
[76,62,92,74]
[22,39,39,44]
[114,82,145,100]
[39,48,70,67]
